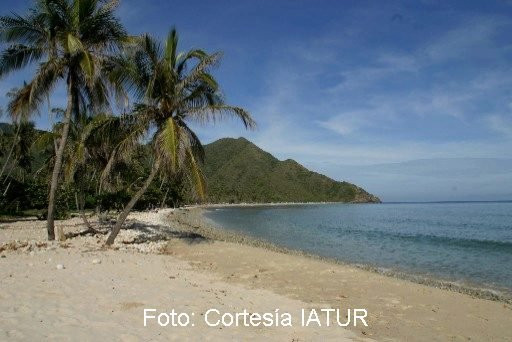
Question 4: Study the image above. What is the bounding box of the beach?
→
[1,1,510,342]
[1,209,511,341]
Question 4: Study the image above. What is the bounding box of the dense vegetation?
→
[0,122,192,218]
[0,127,379,219]
[0,0,253,243]
[203,137,380,203]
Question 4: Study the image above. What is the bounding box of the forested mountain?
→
[203,137,380,203]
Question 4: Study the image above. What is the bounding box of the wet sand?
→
[167,207,512,341]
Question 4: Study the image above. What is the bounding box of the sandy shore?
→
[1,209,511,341]
[169,208,512,341]
[0,211,365,341]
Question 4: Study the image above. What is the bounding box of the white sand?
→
[0,211,366,341]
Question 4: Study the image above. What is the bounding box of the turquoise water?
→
[204,202,512,295]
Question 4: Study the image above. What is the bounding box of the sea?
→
[204,202,512,297]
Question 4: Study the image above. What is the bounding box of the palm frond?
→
[0,44,45,77]
[7,59,63,122]
[176,51,222,93]
[178,119,205,163]
[0,12,46,44]
[157,117,180,171]
[184,148,206,200]
[183,105,256,129]
[176,49,208,76]
[98,111,151,186]
[164,28,178,69]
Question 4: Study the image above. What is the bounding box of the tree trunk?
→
[78,191,95,231]
[0,125,20,179]
[95,185,103,222]
[105,160,160,245]
[46,78,74,240]
[0,142,15,179]
[74,190,93,230]
[74,192,80,212]
[160,186,170,209]
[3,179,12,196]
[2,159,17,184]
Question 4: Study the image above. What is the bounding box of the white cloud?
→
[423,18,504,62]
[254,135,512,166]
[486,114,512,137]
[193,12,512,173]
[316,111,370,136]
[329,16,508,95]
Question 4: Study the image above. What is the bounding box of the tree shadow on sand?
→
[63,218,208,245]
[126,222,207,245]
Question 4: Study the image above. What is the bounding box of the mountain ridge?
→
[203,137,380,204]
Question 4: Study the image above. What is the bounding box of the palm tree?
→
[37,107,113,231]
[104,29,255,245]
[0,0,128,240]
[63,111,112,231]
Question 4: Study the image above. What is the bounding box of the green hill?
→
[203,137,380,203]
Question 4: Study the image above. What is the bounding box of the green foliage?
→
[0,177,69,219]
[22,180,47,210]
[0,0,128,123]
[0,122,192,215]
[203,137,381,204]
[106,29,254,203]
[97,190,131,212]
[0,0,130,233]
[0,122,379,217]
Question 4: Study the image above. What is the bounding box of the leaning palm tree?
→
[0,0,128,240]
[104,29,255,245]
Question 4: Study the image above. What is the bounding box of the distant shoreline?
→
[190,200,512,208]
[187,201,380,209]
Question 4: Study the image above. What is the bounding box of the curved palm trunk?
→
[105,160,160,245]
[2,158,17,183]
[80,194,98,233]
[0,144,15,178]
[160,186,170,209]
[46,79,74,240]
[80,209,93,229]
[76,190,95,231]
[2,179,12,196]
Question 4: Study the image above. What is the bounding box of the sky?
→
[1,0,512,201]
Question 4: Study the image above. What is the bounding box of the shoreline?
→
[173,207,512,304]
[187,200,380,209]
[2,209,512,340]
[164,208,512,340]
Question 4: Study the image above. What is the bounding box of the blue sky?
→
[1,0,512,201]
